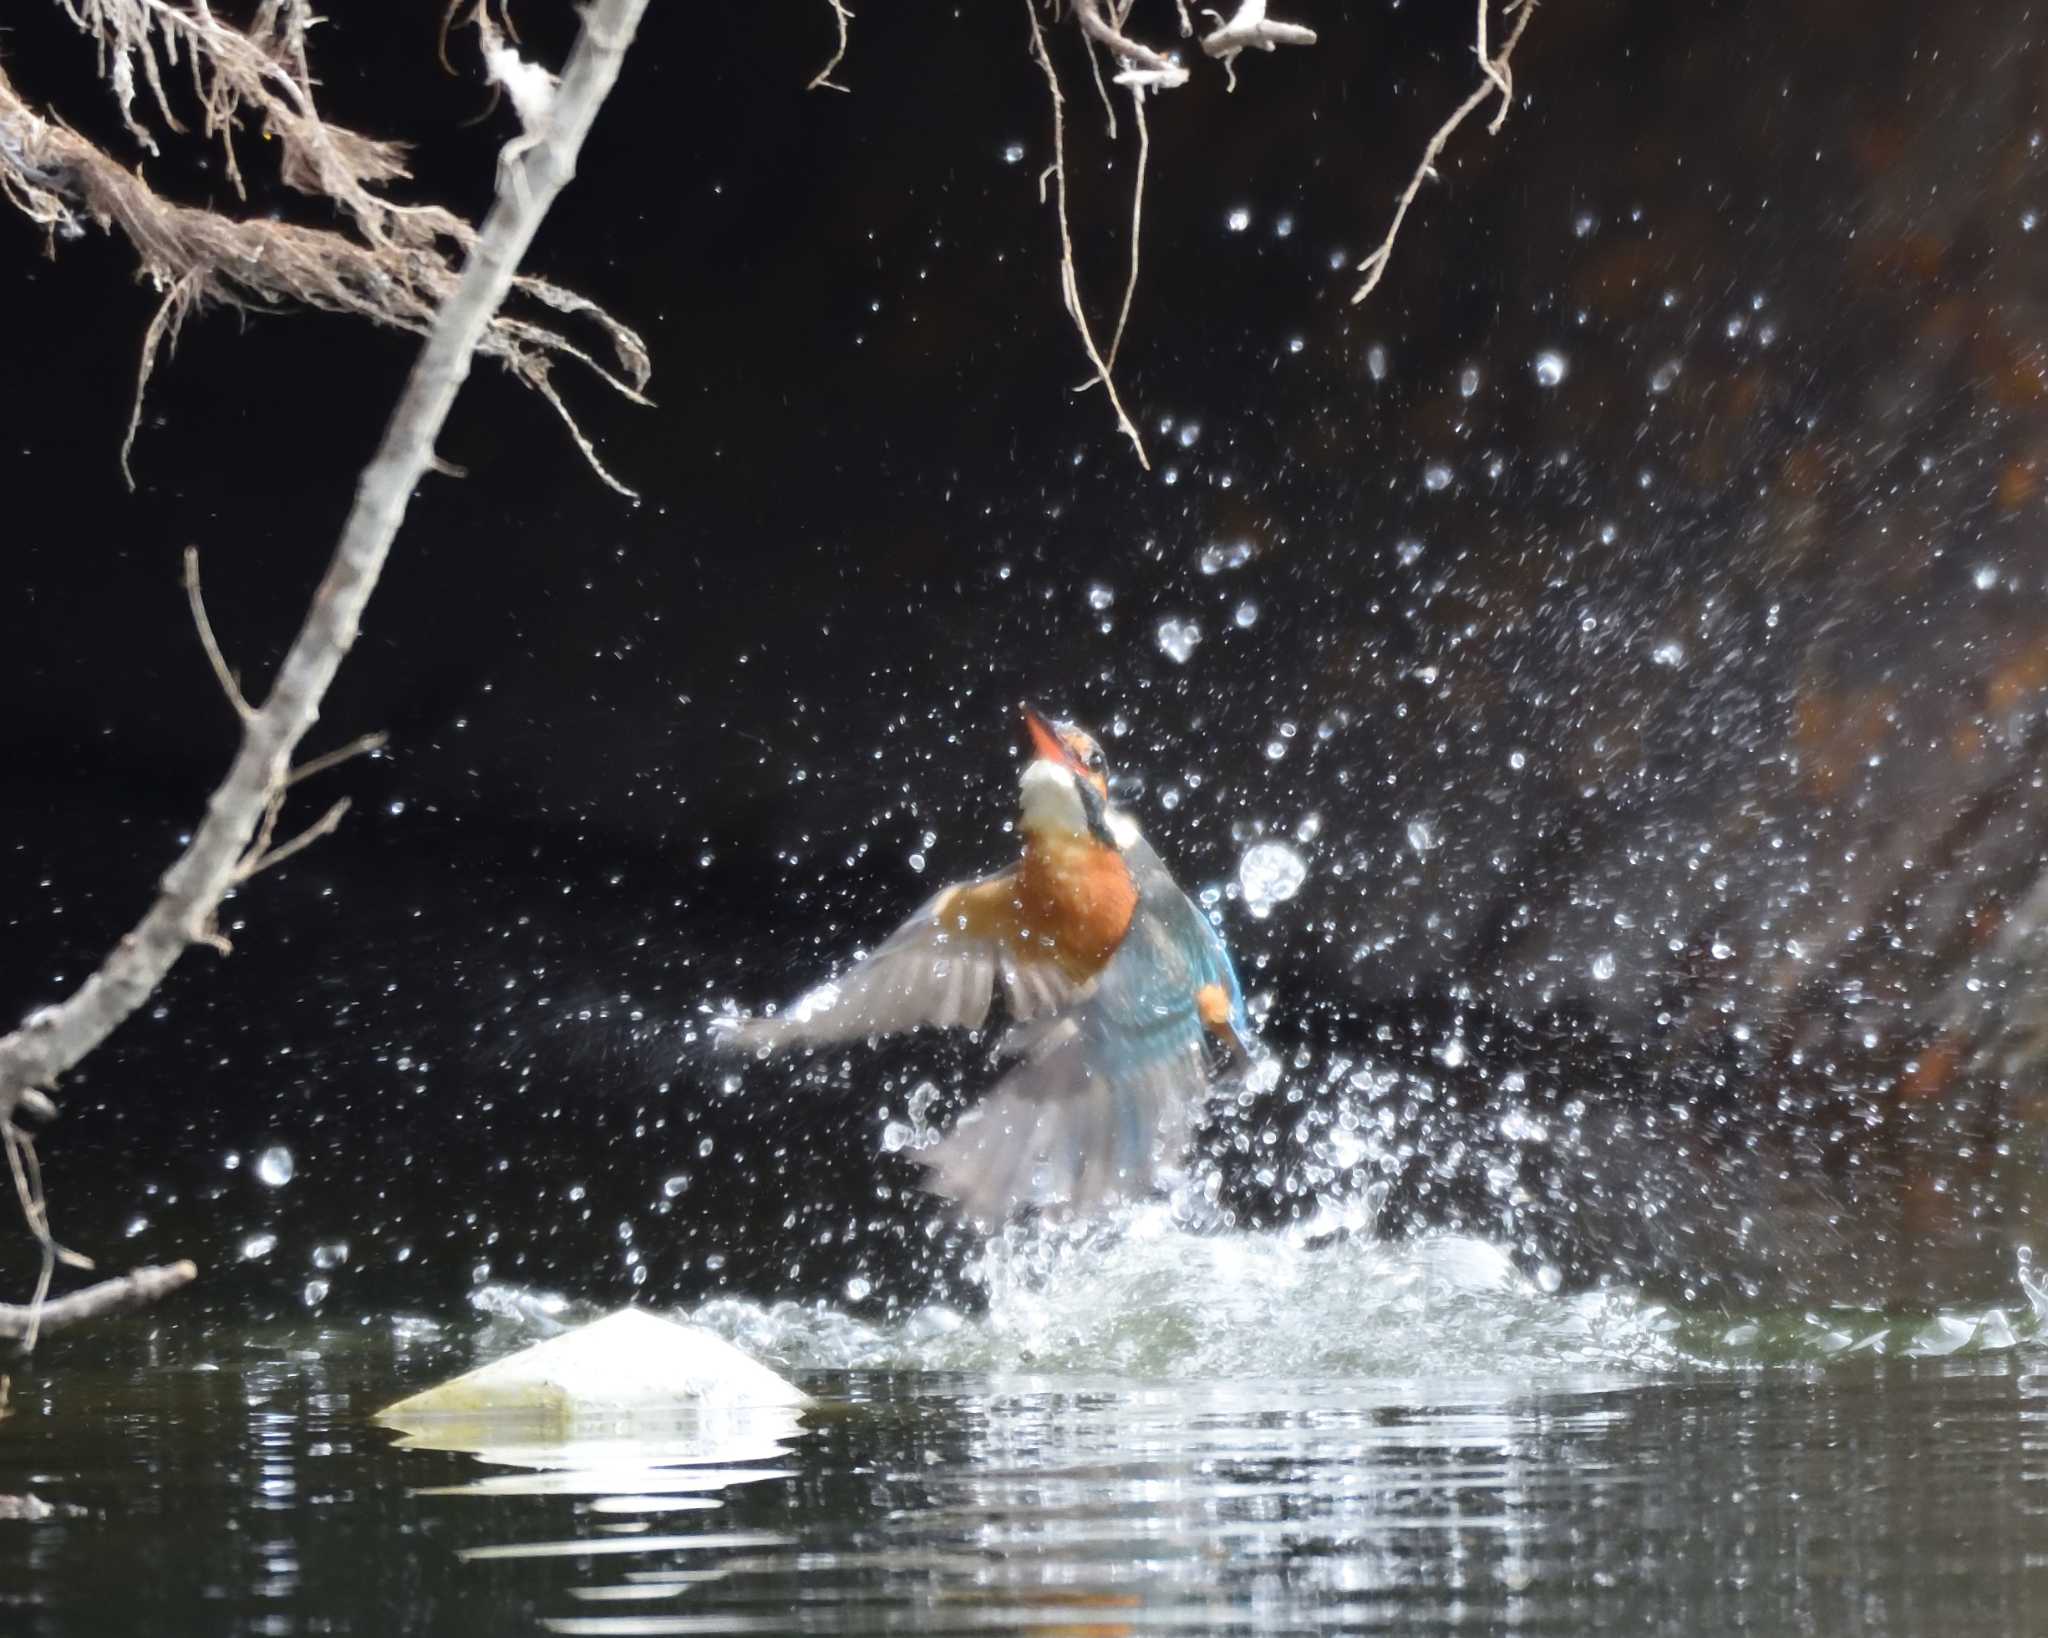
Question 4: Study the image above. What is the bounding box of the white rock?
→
[375,1308,808,1423]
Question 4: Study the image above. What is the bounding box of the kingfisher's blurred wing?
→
[924,864,1246,1219]
[712,873,1086,1056]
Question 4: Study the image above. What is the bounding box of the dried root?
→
[1,2,650,492]
[1352,0,1537,305]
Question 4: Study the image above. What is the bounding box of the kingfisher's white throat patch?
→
[1017,759,1140,850]
[1018,759,1089,837]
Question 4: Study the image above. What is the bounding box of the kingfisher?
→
[713,706,1254,1219]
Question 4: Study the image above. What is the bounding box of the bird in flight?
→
[714,706,1254,1219]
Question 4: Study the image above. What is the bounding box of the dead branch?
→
[0,1261,197,1345]
[809,0,854,92]
[0,0,652,1208]
[1352,0,1535,305]
[0,5,650,492]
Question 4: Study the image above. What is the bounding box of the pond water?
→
[5,1220,2047,1635]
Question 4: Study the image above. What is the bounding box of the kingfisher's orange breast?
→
[938,835,1137,983]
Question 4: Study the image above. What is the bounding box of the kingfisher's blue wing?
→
[923,845,1251,1219]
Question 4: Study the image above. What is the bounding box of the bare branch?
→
[0,1261,197,1345]
[0,0,653,1155]
[809,0,854,92]
[184,546,252,721]
[1352,0,1536,305]
[1025,0,1149,467]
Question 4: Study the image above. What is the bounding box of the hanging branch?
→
[1026,0,1150,466]
[0,0,654,1347]
[1352,0,1536,305]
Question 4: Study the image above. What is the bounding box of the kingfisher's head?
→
[1018,704,1125,848]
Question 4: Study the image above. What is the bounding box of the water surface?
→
[4,1228,2045,1635]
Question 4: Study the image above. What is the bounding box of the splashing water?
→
[474,1225,2048,1386]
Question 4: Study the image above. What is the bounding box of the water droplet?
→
[1002,141,1024,165]
[1274,212,1295,238]
[1156,618,1202,664]
[311,1240,350,1271]
[1226,207,1251,232]
[2024,208,2040,233]
[1422,463,1453,492]
[1286,335,1304,354]
[124,1215,148,1239]
[302,1279,329,1308]
[1534,1263,1564,1294]
[1532,351,1568,387]
[1367,344,1389,381]
[844,1274,873,1302]
[1590,951,1617,982]
[1649,639,1687,669]
[1396,538,1425,567]
[1649,360,1681,394]
[662,1173,690,1198]
[1234,600,1259,628]
[1573,211,1598,238]
[1458,365,1481,398]
[255,1144,295,1189]
[239,1232,278,1262]
[1177,421,1202,448]
[1198,540,1254,575]
[1086,582,1115,611]
[1974,563,2001,592]
[1239,841,1308,919]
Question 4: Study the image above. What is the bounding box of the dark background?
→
[5,0,2048,1326]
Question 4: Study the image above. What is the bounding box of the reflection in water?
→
[0,1309,2044,1634]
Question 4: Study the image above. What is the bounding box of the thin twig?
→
[0,1261,197,1345]
[184,546,253,720]
[808,0,854,92]
[286,732,388,788]
[236,797,351,882]
[1025,0,1148,467]
[1351,0,1536,305]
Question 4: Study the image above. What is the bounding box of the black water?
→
[4,1289,2045,1636]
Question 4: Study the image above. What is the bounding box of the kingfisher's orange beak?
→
[1021,704,1083,772]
